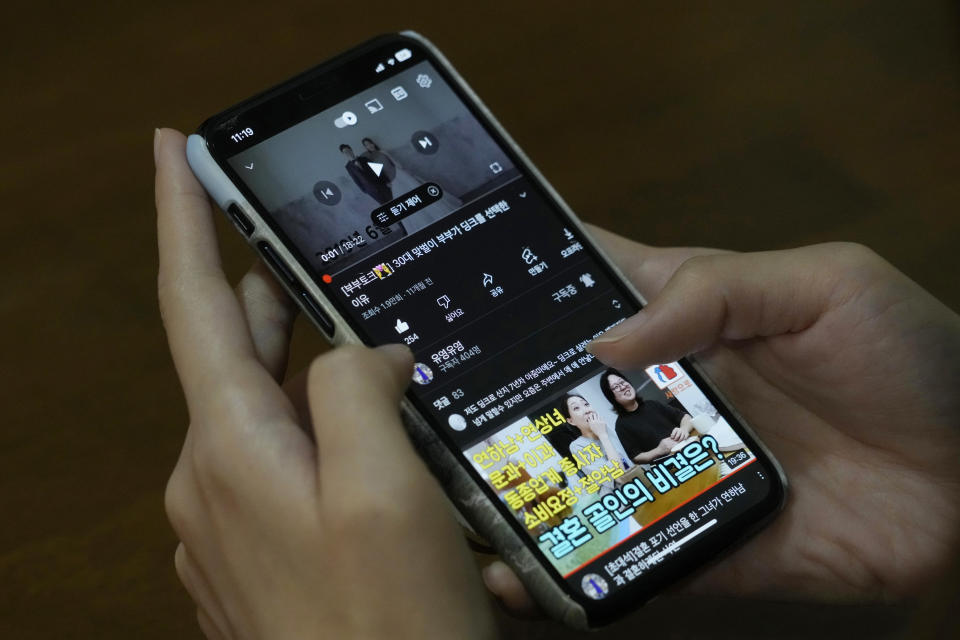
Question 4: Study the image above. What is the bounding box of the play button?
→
[368,161,384,177]
[410,130,439,155]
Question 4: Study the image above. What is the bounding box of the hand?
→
[627,439,673,466]
[585,409,607,434]
[156,129,495,640]
[484,227,960,610]
[669,427,685,441]
[656,438,678,456]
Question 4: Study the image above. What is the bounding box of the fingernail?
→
[481,561,507,590]
[586,311,648,352]
[153,128,162,165]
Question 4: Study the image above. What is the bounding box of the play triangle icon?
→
[368,161,384,177]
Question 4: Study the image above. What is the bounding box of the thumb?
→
[587,244,854,370]
[307,344,419,487]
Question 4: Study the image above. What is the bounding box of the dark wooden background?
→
[2,1,957,637]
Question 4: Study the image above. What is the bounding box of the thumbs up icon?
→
[394,319,410,334]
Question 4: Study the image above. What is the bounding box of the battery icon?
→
[395,48,412,62]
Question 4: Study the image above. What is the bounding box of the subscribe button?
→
[370,182,443,227]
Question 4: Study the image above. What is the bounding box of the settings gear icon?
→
[416,73,433,89]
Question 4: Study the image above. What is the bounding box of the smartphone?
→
[187,32,787,628]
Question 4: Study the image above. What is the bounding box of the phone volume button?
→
[226,203,255,236]
[298,290,335,337]
[255,242,335,339]
[256,242,297,287]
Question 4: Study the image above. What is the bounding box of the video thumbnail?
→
[228,61,517,273]
[464,362,755,575]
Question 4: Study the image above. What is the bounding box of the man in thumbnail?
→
[360,137,398,184]
[340,143,392,204]
[600,368,695,464]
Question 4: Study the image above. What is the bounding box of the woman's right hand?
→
[484,226,960,612]
[585,409,607,435]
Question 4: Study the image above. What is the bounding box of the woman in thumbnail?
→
[360,137,399,185]
[600,368,695,464]
[340,143,393,204]
[360,136,461,235]
[555,394,628,487]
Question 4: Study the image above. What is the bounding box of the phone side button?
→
[255,242,336,338]
[256,242,297,287]
[227,203,255,236]
[298,289,336,337]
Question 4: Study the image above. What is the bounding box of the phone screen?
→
[204,36,782,619]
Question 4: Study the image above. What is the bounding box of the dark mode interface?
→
[226,58,773,601]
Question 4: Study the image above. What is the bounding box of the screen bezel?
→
[199,32,786,625]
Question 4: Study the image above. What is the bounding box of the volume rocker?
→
[255,242,336,339]
[256,242,297,287]
[226,203,255,236]
[298,289,336,337]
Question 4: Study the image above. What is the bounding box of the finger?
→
[156,128,262,408]
[585,224,727,298]
[307,344,418,489]
[281,366,311,432]
[481,561,540,617]
[174,544,232,640]
[587,245,844,370]
[236,260,299,382]
[197,608,228,640]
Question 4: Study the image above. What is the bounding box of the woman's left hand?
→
[156,128,496,640]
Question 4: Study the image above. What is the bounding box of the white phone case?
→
[186,31,787,629]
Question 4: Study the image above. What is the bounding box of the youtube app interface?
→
[227,57,773,603]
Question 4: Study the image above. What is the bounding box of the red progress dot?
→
[321,274,332,284]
